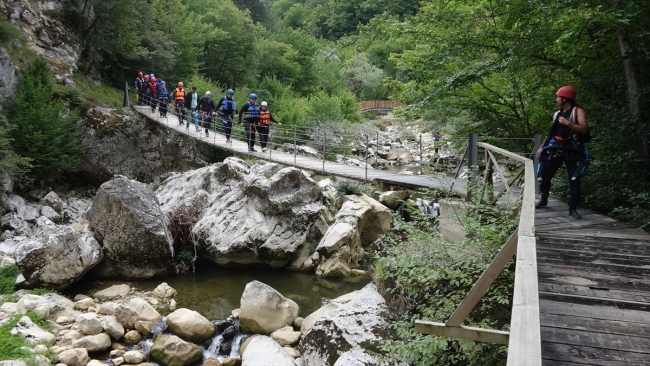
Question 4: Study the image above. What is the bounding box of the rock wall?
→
[0,46,17,101]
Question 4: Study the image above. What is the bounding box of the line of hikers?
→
[134,72,281,152]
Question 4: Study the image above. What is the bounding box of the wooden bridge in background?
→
[358,100,406,112]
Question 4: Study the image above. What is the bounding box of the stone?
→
[123,330,142,345]
[74,298,95,311]
[58,330,83,348]
[40,191,64,213]
[101,316,124,340]
[55,316,74,325]
[222,358,240,366]
[231,308,241,319]
[1,256,16,268]
[14,223,103,290]
[378,190,410,210]
[94,285,130,300]
[97,302,115,315]
[109,350,125,358]
[151,282,177,300]
[150,334,202,366]
[300,284,389,366]
[270,328,302,347]
[10,316,55,345]
[114,305,138,329]
[123,350,147,364]
[0,46,17,100]
[241,335,295,366]
[293,317,304,329]
[71,333,111,352]
[87,360,106,366]
[73,295,89,302]
[165,308,215,344]
[134,321,152,337]
[111,357,124,366]
[40,205,59,220]
[300,303,342,335]
[163,160,326,268]
[204,356,222,366]
[57,348,89,366]
[128,298,161,322]
[283,347,300,358]
[239,281,300,334]
[76,313,103,335]
[87,175,174,278]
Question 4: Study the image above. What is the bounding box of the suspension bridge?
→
[128,91,650,365]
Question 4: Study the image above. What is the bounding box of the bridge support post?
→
[533,135,541,192]
[365,134,369,183]
[322,131,326,174]
[420,133,423,173]
[293,126,297,167]
[375,131,379,167]
[123,82,129,108]
[467,133,479,202]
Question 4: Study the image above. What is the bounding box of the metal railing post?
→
[365,134,369,183]
[343,129,347,158]
[467,133,479,202]
[269,126,273,160]
[322,129,326,174]
[533,135,541,192]
[375,131,379,167]
[123,83,129,107]
[293,126,297,167]
[420,133,423,173]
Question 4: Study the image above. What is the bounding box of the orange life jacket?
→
[259,111,271,125]
[174,88,185,101]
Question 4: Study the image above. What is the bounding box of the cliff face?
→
[0,0,82,85]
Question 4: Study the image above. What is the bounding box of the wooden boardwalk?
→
[133,106,463,193]
[535,196,650,365]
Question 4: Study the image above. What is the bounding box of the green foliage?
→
[308,91,343,123]
[0,315,33,361]
[0,19,21,46]
[399,128,417,142]
[6,59,81,183]
[332,178,373,197]
[375,202,517,365]
[0,264,19,295]
[0,113,32,189]
[340,53,385,99]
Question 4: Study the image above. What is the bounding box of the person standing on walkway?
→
[257,101,281,152]
[141,74,150,105]
[433,132,442,154]
[184,86,200,131]
[198,91,216,137]
[536,85,590,219]
[157,81,170,117]
[216,89,237,142]
[239,93,260,152]
[147,76,158,112]
[173,82,186,126]
[134,72,145,105]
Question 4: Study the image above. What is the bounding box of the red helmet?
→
[556,85,576,100]
[178,82,183,88]
[144,74,149,80]
[150,77,156,83]
[138,72,143,78]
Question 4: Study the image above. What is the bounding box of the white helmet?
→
[261,101,268,107]
[206,91,211,96]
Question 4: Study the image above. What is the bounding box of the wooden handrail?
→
[358,100,406,111]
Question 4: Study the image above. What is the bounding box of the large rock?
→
[114,305,138,329]
[378,191,410,210]
[270,327,301,347]
[72,333,112,352]
[94,284,130,300]
[57,348,89,366]
[87,175,174,278]
[239,281,299,334]
[128,298,161,322]
[150,334,203,366]
[101,315,124,340]
[315,195,391,278]
[77,313,103,335]
[171,160,326,268]
[40,191,64,213]
[10,316,55,345]
[300,284,390,366]
[165,308,215,343]
[151,282,177,300]
[123,350,147,364]
[14,218,103,290]
[0,46,17,100]
[241,335,295,366]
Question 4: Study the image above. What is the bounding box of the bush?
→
[332,178,374,198]
[0,20,21,46]
[166,204,202,274]
[0,265,20,295]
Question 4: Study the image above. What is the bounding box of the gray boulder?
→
[239,281,300,335]
[241,335,295,366]
[40,191,64,213]
[14,218,103,290]
[300,284,390,366]
[10,316,56,345]
[165,308,215,344]
[151,334,203,366]
[0,47,17,100]
[87,175,174,278]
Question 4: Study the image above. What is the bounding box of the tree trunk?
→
[616,24,649,169]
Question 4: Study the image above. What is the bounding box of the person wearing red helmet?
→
[536,85,590,219]
[134,72,145,105]
[148,76,158,112]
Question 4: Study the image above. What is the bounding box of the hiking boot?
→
[569,208,582,219]
[535,195,548,209]
[205,132,209,137]
[262,148,267,153]
[249,148,257,152]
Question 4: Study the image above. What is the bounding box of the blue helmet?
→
[149,73,154,78]
[161,81,165,84]
[249,93,257,100]
[227,89,234,95]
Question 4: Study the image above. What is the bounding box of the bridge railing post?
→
[420,133,423,173]
[467,133,479,202]
[365,134,369,183]
[322,129,326,174]
[123,82,129,108]
[375,131,379,167]
[293,126,297,167]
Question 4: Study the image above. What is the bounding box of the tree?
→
[340,53,384,99]
[6,60,80,182]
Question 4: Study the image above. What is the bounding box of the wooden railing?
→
[358,100,405,112]
[415,139,541,366]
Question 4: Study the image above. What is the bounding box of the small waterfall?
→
[203,317,247,361]
[416,199,440,217]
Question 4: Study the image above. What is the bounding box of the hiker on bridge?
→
[134,72,145,105]
[173,82,186,126]
[147,76,157,112]
[239,93,260,152]
[157,81,170,118]
[536,85,590,219]
[257,101,281,153]
[198,91,217,137]
[216,89,237,143]
[184,86,200,131]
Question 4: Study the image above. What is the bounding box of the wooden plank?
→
[538,282,650,303]
[540,313,650,338]
[485,148,510,192]
[414,320,509,345]
[539,300,650,324]
[537,264,650,292]
[477,142,527,162]
[540,327,650,354]
[538,272,650,293]
[447,231,518,326]
[539,292,650,312]
[536,248,650,266]
[536,218,628,232]
[535,209,597,218]
[540,230,650,240]
[541,342,650,365]
[537,257,650,277]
